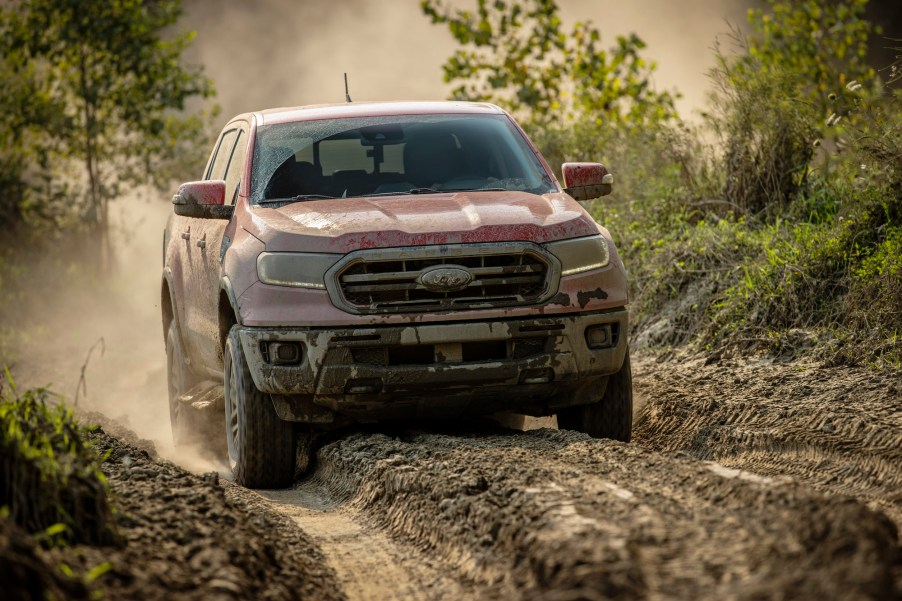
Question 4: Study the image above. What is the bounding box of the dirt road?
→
[225,353,900,601]
[16,352,899,600]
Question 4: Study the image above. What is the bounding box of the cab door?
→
[181,123,249,376]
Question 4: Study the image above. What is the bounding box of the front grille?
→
[328,243,557,314]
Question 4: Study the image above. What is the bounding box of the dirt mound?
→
[50,427,344,601]
[632,355,902,527]
[0,516,88,601]
[281,424,898,600]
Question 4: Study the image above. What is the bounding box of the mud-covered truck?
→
[162,101,632,488]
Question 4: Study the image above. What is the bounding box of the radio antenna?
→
[344,73,352,103]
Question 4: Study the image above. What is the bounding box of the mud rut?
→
[231,354,900,601]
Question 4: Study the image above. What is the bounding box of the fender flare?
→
[220,276,242,326]
[162,267,190,353]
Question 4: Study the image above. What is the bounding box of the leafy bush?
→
[0,374,117,546]
[531,3,901,366]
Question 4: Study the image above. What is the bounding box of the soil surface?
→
[28,420,345,601]
[220,353,899,601]
[7,353,900,600]
[632,354,902,530]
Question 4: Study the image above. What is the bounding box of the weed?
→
[0,371,117,546]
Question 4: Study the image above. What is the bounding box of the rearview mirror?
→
[562,163,613,202]
[172,180,233,219]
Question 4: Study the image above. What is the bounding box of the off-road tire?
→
[557,350,633,442]
[166,321,196,447]
[224,325,296,488]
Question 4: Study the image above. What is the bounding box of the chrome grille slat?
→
[340,263,544,283]
[327,242,559,314]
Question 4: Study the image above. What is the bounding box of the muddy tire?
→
[224,325,296,488]
[557,350,633,442]
[166,321,196,447]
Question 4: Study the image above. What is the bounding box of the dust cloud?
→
[3,197,198,464]
[184,0,751,120]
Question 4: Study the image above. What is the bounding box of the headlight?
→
[256,252,342,288]
[545,235,610,276]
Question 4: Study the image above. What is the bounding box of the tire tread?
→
[227,327,295,488]
[558,350,633,442]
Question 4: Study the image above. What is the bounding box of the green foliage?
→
[0,373,117,546]
[0,0,216,239]
[421,0,676,126]
[705,0,882,216]
[744,0,877,106]
[532,118,718,205]
[545,3,900,367]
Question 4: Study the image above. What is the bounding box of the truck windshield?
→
[250,114,556,203]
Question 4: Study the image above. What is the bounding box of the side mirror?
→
[561,163,613,202]
[172,180,234,219]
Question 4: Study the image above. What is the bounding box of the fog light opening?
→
[266,342,303,365]
[585,324,613,349]
[519,368,554,385]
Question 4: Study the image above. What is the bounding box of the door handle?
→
[181,230,190,240]
[197,239,206,249]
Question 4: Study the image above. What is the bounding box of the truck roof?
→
[252,101,506,126]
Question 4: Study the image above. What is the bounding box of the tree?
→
[421,0,676,126]
[0,0,215,247]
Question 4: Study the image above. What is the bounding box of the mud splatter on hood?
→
[245,191,600,253]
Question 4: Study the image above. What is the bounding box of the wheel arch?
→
[219,277,241,357]
[161,269,180,342]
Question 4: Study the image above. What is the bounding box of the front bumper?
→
[238,308,628,421]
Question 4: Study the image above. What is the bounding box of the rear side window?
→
[207,129,239,180]
[224,130,247,204]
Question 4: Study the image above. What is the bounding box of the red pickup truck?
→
[162,101,631,488]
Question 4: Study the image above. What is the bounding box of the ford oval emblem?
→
[417,266,474,292]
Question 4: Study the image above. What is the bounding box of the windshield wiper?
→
[260,194,336,203]
[258,194,336,205]
[382,187,508,196]
[441,187,509,192]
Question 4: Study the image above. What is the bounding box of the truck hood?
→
[243,190,600,253]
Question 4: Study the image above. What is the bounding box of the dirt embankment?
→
[32,422,345,601]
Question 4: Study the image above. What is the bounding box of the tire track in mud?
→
[632,355,902,527]
[258,484,481,601]
[259,425,897,601]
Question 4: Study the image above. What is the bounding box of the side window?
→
[206,129,239,180]
[224,130,247,204]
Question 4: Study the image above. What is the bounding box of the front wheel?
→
[166,321,195,447]
[557,350,633,442]
[224,326,296,488]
